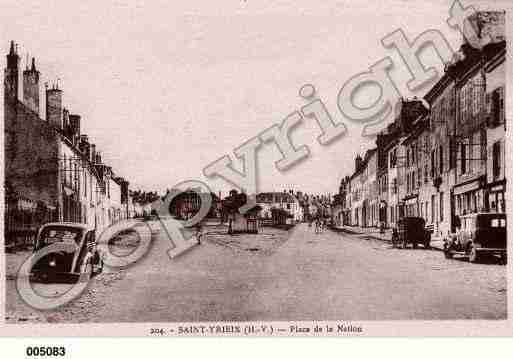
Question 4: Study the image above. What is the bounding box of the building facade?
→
[337,11,506,236]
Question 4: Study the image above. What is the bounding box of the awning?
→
[405,197,418,205]
[453,179,481,195]
[489,184,505,192]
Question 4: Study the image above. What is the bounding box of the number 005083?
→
[26,346,66,357]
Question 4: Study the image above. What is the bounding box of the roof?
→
[256,192,296,203]
[401,118,429,145]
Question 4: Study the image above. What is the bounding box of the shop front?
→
[403,194,419,217]
[453,176,486,216]
[486,180,506,213]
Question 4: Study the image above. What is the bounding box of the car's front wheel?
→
[80,260,93,279]
[94,258,104,275]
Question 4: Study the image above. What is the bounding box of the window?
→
[439,145,444,174]
[431,195,435,223]
[391,148,398,168]
[62,154,68,186]
[490,87,504,126]
[461,143,467,174]
[431,150,435,178]
[493,141,501,179]
[439,192,444,222]
[83,170,87,197]
[68,158,73,186]
[449,139,456,169]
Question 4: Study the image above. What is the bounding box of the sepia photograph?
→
[1,0,511,337]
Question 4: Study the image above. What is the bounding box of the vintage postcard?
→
[1,0,512,337]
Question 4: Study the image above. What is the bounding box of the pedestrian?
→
[195,223,203,245]
[391,226,398,248]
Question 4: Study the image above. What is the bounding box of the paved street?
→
[6,222,506,323]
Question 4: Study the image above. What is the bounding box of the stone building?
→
[256,191,303,223]
[4,41,130,247]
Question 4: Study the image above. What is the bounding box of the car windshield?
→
[477,216,506,229]
[39,226,84,246]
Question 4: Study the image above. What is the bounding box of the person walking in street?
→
[195,223,203,245]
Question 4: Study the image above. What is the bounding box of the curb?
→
[331,226,444,252]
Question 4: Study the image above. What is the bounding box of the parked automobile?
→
[392,217,431,249]
[31,222,103,282]
[443,212,507,263]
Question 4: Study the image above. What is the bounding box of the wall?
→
[5,100,60,207]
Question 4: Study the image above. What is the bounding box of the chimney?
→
[62,108,70,136]
[90,144,96,163]
[22,57,40,114]
[355,155,363,172]
[5,41,20,101]
[46,85,63,129]
[79,135,90,159]
[69,114,81,142]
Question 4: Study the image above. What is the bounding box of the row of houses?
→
[4,41,146,247]
[333,12,506,240]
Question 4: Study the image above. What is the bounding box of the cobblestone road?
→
[5,222,507,323]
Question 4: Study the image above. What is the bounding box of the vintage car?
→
[31,222,103,281]
[443,212,507,263]
[392,217,431,249]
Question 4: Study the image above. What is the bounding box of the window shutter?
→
[499,87,505,125]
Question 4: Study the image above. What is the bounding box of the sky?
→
[1,0,507,196]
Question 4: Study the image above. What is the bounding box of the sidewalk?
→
[331,225,444,251]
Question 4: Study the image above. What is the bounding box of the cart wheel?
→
[501,254,507,265]
[413,241,418,249]
[424,241,431,250]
